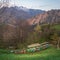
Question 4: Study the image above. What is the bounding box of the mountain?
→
[0,7,60,48]
[0,6,45,25]
[15,6,45,16]
[0,6,45,19]
[27,9,60,25]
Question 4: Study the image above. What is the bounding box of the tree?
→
[0,22,6,48]
[51,33,60,50]
[34,24,41,32]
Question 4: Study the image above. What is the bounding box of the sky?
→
[10,0,60,11]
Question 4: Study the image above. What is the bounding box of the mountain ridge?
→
[27,9,60,25]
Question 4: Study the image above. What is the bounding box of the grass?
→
[52,24,60,30]
[0,47,60,60]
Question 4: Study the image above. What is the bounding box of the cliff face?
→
[27,10,60,25]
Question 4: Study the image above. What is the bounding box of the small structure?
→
[27,43,40,48]
[27,42,50,52]
[27,43,40,52]
[40,42,49,45]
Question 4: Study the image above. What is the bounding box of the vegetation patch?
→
[0,47,60,60]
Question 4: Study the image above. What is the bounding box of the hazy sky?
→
[10,0,60,10]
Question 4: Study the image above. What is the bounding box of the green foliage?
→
[27,31,40,44]
[17,43,27,49]
[51,33,59,41]
[0,49,10,54]
[39,38,46,43]
[34,24,41,32]
[52,24,60,30]
[51,33,60,49]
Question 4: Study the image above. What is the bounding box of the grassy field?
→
[0,47,60,60]
[52,24,60,30]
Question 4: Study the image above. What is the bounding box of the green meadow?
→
[0,47,60,60]
[52,24,60,30]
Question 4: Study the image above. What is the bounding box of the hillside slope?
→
[27,10,60,25]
